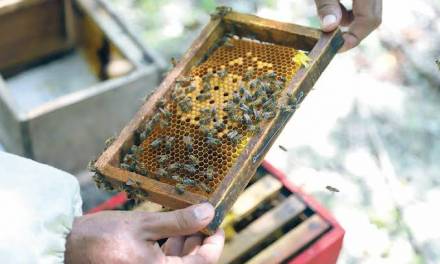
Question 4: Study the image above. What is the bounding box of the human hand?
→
[314,0,382,52]
[65,203,224,264]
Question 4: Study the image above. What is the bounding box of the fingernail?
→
[322,14,337,27]
[193,203,213,221]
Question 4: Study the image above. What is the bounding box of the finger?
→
[340,0,382,52]
[141,203,215,240]
[314,0,342,32]
[182,234,204,256]
[162,236,185,256]
[179,229,225,264]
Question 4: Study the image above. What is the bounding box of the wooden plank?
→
[220,195,306,264]
[246,214,330,264]
[223,175,283,226]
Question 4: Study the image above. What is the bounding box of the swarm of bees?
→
[104,33,309,200]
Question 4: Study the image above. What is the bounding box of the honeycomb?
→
[122,37,307,197]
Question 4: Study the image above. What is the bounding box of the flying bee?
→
[196,92,211,101]
[214,121,226,131]
[182,177,196,186]
[189,155,200,165]
[178,97,192,112]
[206,135,221,147]
[243,67,254,81]
[217,68,227,78]
[241,113,252,126]
[183,136,193,151]
[205,166,214,181]
[159,107,172,119]
[232,93,241,104]
[168,163,181,172]
[175,183,186,194]
[262,111,276,120]
[248,124,261,135]
[185,84,196,94]
[198,182,212,193]
[326,185,340,193]
[156,168,168,179]
[157,154,169,164]
[164,136,175,150]
[150,138,163,149]
[183,164,197,174]
[279,145,288,152]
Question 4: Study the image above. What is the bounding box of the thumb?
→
[314,0,342,32]
[141,203,215,240]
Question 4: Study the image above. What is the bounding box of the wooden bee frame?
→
[0,0,163,172]
[95,11,343,233]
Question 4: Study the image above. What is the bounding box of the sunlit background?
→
[105,0,440,263]
[1,0,439,263]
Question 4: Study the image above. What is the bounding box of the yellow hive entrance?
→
[134,38,304,196]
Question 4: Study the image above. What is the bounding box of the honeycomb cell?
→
[124,37,303,197]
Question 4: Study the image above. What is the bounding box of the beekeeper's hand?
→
[314,0,382,51]
[65,203,225,264]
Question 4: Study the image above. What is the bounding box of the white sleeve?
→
[0,151,82,264]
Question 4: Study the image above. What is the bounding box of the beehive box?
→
[128,161,344,264]
[0,0,162,172]
[94,8,343,233]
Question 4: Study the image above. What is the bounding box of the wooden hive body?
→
[95,9,343,233]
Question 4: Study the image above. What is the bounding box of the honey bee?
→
[210,6,232,20]
[171,175,182,182]
[183,136,193,151]
[229,112,242,123]
[232,93,241,104]
[196,92,211,101]
[253,108,262,122]
[248,124,261,135]
[157,154,169,164]
[168,163,181,172]
[273,80,285,91]
[137,166,148,176]
[183,164,197,174]
[171,57,178,67]
[156,99,166,109]
[205,166,214,181]
[198,182,212,193]
[144,121,154,135]
[130,145,143,155]
[210,106,217,116]
[159,119,170,128]
[243,89,253,102]
[120,163,131,171]
[243,68,254,81]
[223,38,234,48]
[264,71,276,80]
[176,76,194,86]
[151,113,161,125]
[249,79,261,90]
[189,155,200,165]
[175,183,186,194]
[178,97,193,112]
[104,136,116,148]
[200,107,211,117]
[150,138,163,149]
[279,76,287,83]
[227,130,242,144]
[123,154,134,163]
[242,113,252,126]
[262,111,276,120]
[326,185,340,193]
[223,101,236,113]
[159,107,172,119]
[202,72,214,82]
[214,121,226,131]
[163,136,174,148]
[217,68,227,78]
[182,177,196,186]
[199,116,211,126]
[156,168,168,178]
[185,84,196,94]
[262,98,276,111]
[126,177,140,187]
[202,81,211,92]
[139,130,148,141]
[206,135,221,146]
[260,81,271,93]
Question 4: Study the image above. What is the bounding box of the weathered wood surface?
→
[246,214,330,264]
